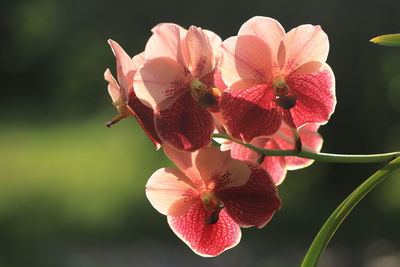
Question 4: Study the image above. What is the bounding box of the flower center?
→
[272,76,297,110]
[200,190,224,224]
[190,78,221,108]
[273,76,290,97]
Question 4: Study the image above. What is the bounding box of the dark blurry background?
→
[1,0,400,266]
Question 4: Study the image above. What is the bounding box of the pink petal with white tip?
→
[220,35,273,87]
[146,168,198,217]
[282,25,329,75]
[168,202,241,257]
[287,63,336,127]
[134,57,188,109]
[238,16,285,64]
[217,163,281,228]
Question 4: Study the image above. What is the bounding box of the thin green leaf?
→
[300,156,400,267]
[370,34,400,47]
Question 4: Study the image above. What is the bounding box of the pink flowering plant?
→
[103,17,400,266]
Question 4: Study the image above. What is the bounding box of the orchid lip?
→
[273,76,290,97]
[190,78,221,107]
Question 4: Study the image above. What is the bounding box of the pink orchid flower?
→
[104,39,161,149]
[219,16,336,142]
[146,144,281,256]
[134,23,223,151]
[221,123,323,185]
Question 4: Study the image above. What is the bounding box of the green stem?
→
[300,156,400,267]
[212,133,400,163]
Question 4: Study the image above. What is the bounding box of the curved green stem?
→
[300,156,400,267]
[212,133,400,163]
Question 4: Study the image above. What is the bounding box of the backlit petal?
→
[134,57,188,109]
[204,29,222,62]
[217,163,281,228]
[104,68,121,104]
[146,168,198,216]
[127,91,162,149]
[182,26,216,78]
[145,23,187,66]
[284,123,323,170]
[282,25,329,75]
[220,35,273,87]
[258,138,287,185]
[238,16,285,64]
[168,202,241,257]
[221,84,281,142]
[132,52,145,69]
[162,143,203,187]
[194,146,250,189]
[224,141,259,162]
[155,92,214,151]
[287,64,336,127]
[108,39,135,95]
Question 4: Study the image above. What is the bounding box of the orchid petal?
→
[108,39,135,95]
[127,91,162,149]
[217,163,281,228]
[289,61,323,76]
[224,141,258,162]
[204,29,222,62]
[258,138,288,185]
[134,57,188,109]
[132,52,145,70]
[213,70,228,91]
[194,146,250,189]
[284,123,323,170]
[104,68,122,104]
[238,16,285,64]
[221,84,281,142]
[282,25,329,75]
[162,142,202,188]
[168,202,241,257]
[145,23,187,66]
[288,64,336,127]
[146,168,198,216]
[220,35,273,87]
[155,92,214,151]
[182,26,216,78]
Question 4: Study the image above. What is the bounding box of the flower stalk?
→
[212,133,400,163]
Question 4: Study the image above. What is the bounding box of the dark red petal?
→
[216,163,281,228]
[221,84,281,142]
[127,91,162,149]
[168,202,241,257]
[155,92,214,151]
[287,66,336,127]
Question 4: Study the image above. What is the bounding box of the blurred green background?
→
[1,0,400,266]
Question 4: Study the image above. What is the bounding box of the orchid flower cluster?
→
[104,16,336,257]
